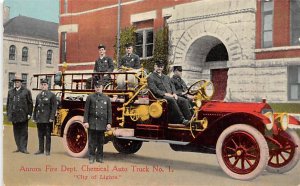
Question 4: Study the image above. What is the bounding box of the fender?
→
[193,112,271,146]
[288,115,300,129]
[60,108,85,137]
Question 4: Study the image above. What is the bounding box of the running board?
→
[116,136,190,145]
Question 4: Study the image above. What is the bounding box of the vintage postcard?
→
[3,0,300,185]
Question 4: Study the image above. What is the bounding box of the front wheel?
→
[216,124,269,180]
[267,129,300,173]
[62,116,88,158]
[112,137,142,154]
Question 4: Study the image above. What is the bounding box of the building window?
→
[61,32,67,63]
[291,0,300,45]
[262,0,274,48]
[22,47,28,61]
[21,73,28,87]
[288,66,300,100]
[135,29,153,58]
[9,45,16,60]
[46,50,53,64]
[8,72,15,89]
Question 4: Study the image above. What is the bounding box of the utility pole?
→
[117,0,122,62]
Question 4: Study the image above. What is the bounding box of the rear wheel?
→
[112,138,142,154]
[267,130,300,173]
[216,124,269,180]
[63,116,88,158]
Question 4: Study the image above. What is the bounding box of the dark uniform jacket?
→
[83,93,112,131]
[7,86,33,123]
[119,53,141,69]
[33,90,57,123]
[171,74,188,96]
[93,56,114,73]
[147,72,176,98]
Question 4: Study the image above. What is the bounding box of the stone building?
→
[58,0,300,103]
[3,15,59,101]
[168,0,300,102]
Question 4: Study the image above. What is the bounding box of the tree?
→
[114,26,169,73]
[114,26,136,62]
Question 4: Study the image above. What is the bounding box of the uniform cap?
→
[173,66,182,72]
[40,78,49,84]
[97,44,106,49]
[94,81,104,87]
[125,42,133,48]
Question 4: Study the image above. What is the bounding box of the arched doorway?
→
[185,36,228,100]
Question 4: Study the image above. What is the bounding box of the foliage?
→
[114,26,169,74]
[152,26,169,74]
[114,26,136,62]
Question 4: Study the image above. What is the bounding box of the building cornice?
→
[168,8,256,24]
[4,34,58,47]
[60,0,144,17]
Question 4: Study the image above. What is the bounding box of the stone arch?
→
[171,20,244,100]
[172,20,242,66]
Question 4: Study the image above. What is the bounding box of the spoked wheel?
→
[216,124,269,180]
[63,116,88,157]
[266,129,300,173]
[112,137,142,154]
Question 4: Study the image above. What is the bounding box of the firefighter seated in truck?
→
[147,60,191,125]
[171,65,195,108]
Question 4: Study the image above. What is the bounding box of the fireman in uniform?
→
[83,81,112,164]
[33,79,57,156]
[147,61,191,125]
[171,66,194,99]
[171,66,188,96]
[118,42,141,69]
[93,44,114,85]
[7,75,33,154]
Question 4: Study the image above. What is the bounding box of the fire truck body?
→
[32,69,300,180]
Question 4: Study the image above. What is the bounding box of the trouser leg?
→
[177,97,192,120]
[88,129,96,160]
[19,121,28,151]
[163,96,184,123]
[37,123,45,152]
[95,131,104,161]
[44,123,52,153]
[12,122,21,150]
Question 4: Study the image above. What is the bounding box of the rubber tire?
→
[63,116,88,158]
[266,130,300,173]
[216,124,269,180]
[112,137,142,154]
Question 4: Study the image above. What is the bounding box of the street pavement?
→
[3,126,300,186]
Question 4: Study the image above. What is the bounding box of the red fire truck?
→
[32,67,300,180]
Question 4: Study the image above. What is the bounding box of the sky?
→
[3,0,59,23]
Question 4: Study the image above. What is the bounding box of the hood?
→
[201,101,271,114]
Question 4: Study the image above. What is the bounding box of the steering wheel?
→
[187,80,214,100]
[187,80,206,95]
